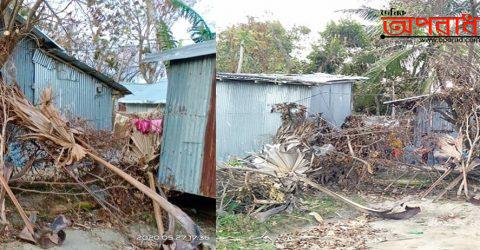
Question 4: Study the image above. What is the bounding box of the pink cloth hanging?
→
[150,119,163,134]
[133,118,151,134]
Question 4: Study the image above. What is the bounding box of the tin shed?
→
[3,28,129,130]
[384,95,456,145]
[118,79,168,113]
[216,73,366,161]
[144,40,216,198]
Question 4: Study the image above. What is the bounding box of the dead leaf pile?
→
[0,83,201,248]
[274,219,377,249]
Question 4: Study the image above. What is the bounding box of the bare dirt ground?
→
[219,190,480,249]
[3,228,137,250]
[277,194,480,250]
[0,192,216,249]
[367,196,480,250]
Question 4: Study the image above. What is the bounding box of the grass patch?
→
[299,194,342,218]
[217,213,267,238]
[217,213,276,249]
[216,193,347,249]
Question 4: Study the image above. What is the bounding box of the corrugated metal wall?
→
[310,81,352,127]
[414,100,455,144]
[158,56,215,196]
[33,50,113,130]
[125,103,164,113]
[216,81,312,161]
[2,38,36,102]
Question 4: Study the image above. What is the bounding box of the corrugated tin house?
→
[216,73,366,161]
[384,95,456,145]
[3,26,129,130]
[118,79,168,113]
[144,40,215,198]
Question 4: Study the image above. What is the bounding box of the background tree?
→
[38,0,214,83]
[306,20,371,74]
[305,19,382,114]
[217,17,310,74]
[345,0,479,114]
[0,0,48,68]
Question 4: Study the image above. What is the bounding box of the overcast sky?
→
[172,0,388,51]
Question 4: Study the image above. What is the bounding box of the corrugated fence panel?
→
[125,103,164,113]
[33,50,113,130]
[158,56,215,195]
[216,81,311,162]
[309,81,352,127]
[2,38,36,102]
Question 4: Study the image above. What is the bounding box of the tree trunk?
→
[236,41,244,73]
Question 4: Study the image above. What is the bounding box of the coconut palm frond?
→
[167,0,215,43]
[364,24,384,39]
[342,6,380,22]
[7,86,86,165]
[366,47,415,83]
[156,20,178,50]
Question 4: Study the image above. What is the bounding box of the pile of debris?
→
[274,218,377,249]
[0,83,202,248]
[219,91,480,225]
[218,103,420,222]
[420,86,480,201]
[114,112,163,169]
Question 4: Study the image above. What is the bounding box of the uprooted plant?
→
[218,103,420,222]
[0,83,202,248]
[218,140,420,222]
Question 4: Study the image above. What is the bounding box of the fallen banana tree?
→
[218,142,420,221]
[0,84,201,243]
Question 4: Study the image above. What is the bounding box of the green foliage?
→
[156,20,178,50]
[217,17,310,73]
[366,47,415,84]
[321,20,370,48]
[167,0,215,43]
[306,37,347,73]
[217,213,276,249]
[216,194,343,249]
[343,6,380,22]
[342,50,377,76]
[306,20,372,74]
[343,0,480,114]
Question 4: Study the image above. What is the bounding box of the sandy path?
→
[1,228,133,250]
[367,196,480,250]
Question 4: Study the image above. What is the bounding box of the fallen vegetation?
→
[0,83,207,249]
[218,103,421,220]
[217,97,480,248]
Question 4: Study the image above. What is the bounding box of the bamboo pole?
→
[148,171,164,236]
[0,174,34,234]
